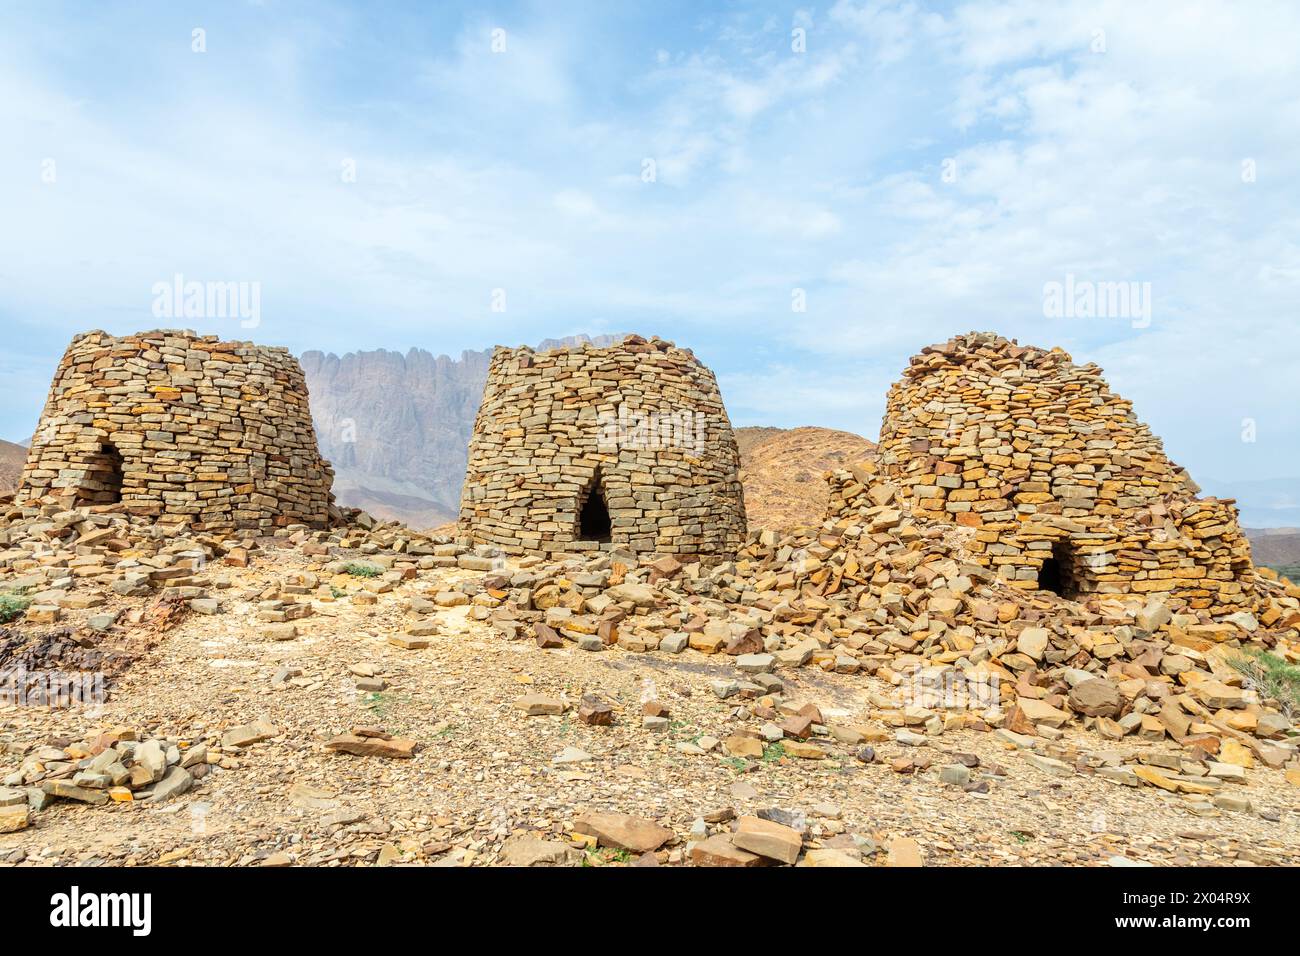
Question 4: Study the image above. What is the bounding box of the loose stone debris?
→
[1,724,249,832]
[0,330,1297,867]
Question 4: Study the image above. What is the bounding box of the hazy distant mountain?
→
[302,334,622,529]
[1242,527,1300,568]
[301,346,490,528]
[0,439,26,495]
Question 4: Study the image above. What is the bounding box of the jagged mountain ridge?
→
[301,334,622,528]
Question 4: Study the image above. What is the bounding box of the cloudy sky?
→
[3,1,1298,512]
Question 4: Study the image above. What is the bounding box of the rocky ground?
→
[3,531,1298,867]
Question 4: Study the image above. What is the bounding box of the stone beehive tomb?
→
[831,332,1257,614]
[15,330,334,530]
[459,334,747,558]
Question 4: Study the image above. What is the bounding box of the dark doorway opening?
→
[80,442,124,505]
[1037,539,1075,598]
[577,471,611,543]
[1038,554,1064,595]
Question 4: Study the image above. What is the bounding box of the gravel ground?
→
[3,549,1298,867]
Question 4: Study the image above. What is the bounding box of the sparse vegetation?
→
[761,741,787,763]
[583,847,632,866]
[342,562,382,578]
[1228,648,1300,717]
[0,590,32,624]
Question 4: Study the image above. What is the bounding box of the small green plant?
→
[342,562,381,578]
[761,741,786,764]
[1228,648,1300,717]
[583,847,632,866]
[722,756,748,773]
[0,592,32,624]
[330,585,346,599]
[360,690,417,732]
[1009,830,1033,844]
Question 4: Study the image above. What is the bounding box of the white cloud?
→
[552,189,602,219]
[418,22,574,109]
[721,363,895,432]
[740,194,842,239]
[830,0,929,65]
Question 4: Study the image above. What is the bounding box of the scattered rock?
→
[574,812,674,854]
[325,733,418,759]
[501,834,581,867]
[732,815,802,864]
[222,719,279,750]
[578,695,615,726]
[886,837,924,867]
[689,835,763,867]
[515,695,566,716]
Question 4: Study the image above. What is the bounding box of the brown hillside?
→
[1245,528,1300,567]
[737,426,876,531]
[333,485,457,531]
[733,426,784,458]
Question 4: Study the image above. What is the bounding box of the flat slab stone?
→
[325,734,417,759]
[689,835,763,867]
[574,811,673,854]
[222,718,279,749]
[731,815,802,864]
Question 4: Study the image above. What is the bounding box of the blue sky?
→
[3,1,1299,503]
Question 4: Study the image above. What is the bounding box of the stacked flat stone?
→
[840,332,1256,614]
[458,334,746,559]
[15,330,334,530]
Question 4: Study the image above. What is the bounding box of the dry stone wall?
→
[15,330,334,530]
[831,332,1257,614]
[458,334,746,559]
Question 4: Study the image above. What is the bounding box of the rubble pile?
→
[459,508,1299,778]
[0,722,265,833]
[0,492,448,618]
